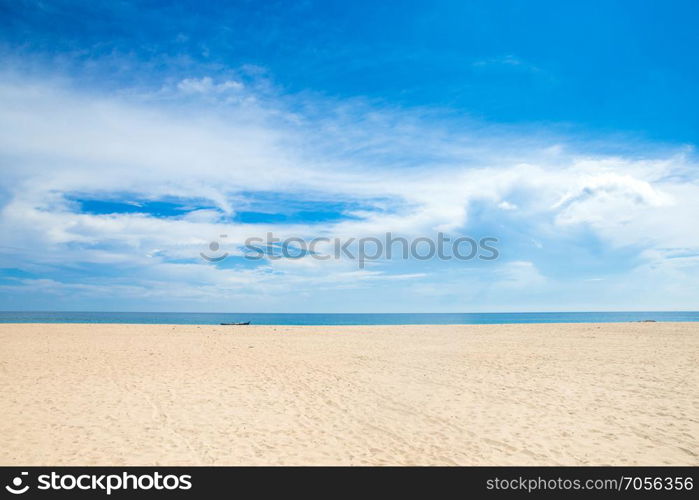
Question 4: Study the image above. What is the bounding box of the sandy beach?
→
[0,322,697,465]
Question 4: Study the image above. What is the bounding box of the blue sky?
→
[1,0,698,312]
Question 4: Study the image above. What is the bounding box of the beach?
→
[1,322,697,465]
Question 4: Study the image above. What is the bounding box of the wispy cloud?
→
[1,65,698,311]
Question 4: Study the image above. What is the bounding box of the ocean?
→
[0,311,698,325]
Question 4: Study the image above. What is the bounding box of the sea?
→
[0,311,698,325]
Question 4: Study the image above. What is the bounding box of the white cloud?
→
[176,76,244,94]
[1,70,699,310]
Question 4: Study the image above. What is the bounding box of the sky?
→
[1,0,698,312]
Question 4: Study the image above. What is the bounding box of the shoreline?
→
[1,322,697,465]
[3,311,699,327]
[0,321,697,326]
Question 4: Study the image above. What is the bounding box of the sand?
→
[0,322,697,465]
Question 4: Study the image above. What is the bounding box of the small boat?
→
[220,321,251,325]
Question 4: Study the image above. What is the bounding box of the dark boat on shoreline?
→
[220,321,251,325]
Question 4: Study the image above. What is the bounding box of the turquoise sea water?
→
[1,311,698,325]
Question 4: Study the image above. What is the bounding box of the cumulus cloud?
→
[1,69,698,311]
